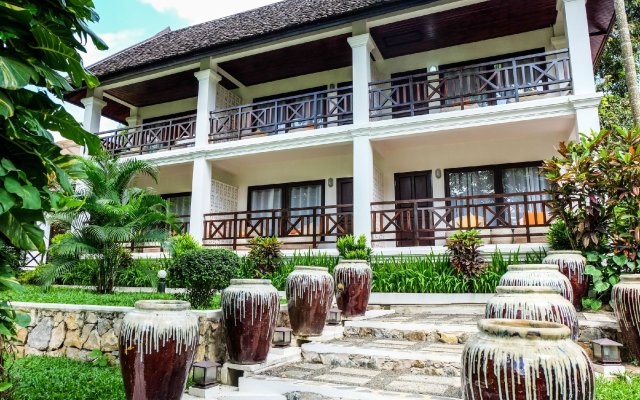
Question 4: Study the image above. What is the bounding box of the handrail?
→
[97,114,197,137]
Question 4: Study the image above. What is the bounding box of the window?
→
[162,193,191,233]
[445,163,548,227]
[248,181,325,236]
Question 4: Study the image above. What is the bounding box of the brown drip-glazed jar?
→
[499,263,574,304]
[462,319,594,400]
[286,266,334,337]
[485,286,580,340]
[119,300,198,400]
[543,250,588,310]
[612,274,640,359]
[221,279,279,364]
[334,259,372,318]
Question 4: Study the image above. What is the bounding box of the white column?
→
[189,157,213,243]
[80,96,106,133]
[348,34,374,125]
[194,69,222,147]
[563,0,596,95]
[574,106,601,138]
[352,135,374,245]
[126,107,140,127]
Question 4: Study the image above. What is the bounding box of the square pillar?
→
[563,0,596,95]
[574,106,601,139]
[189,157,213,243]
[353,135,374,244]
[80,96,106,133]
[126,107,140,127]
[348,34,374,125]
[194,69,222,147]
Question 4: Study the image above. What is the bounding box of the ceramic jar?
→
[543,250,588,310]
[486,286,580,340]
[221,279,279,364]
[462,319,594,400]
[286,266,334,336]
[334,259,372,318]
[612,274,640,359]
[119,300,198,400]
[499,263,574,304]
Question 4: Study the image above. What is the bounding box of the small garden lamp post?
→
[327,307,342,325]
[591,338,623,365]
[157,269,167,293]
[191,360,220,389]
[273,327,293,347]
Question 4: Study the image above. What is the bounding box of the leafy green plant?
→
[167,234,201,259]
[170,249,240,308]
[89,349,110,367]
[547,220,572,251]
[446,230,486,280]
[247,236,282,276]
[42,155,177,293]
[582,251,637,311]
[0,242,22,275]
[336,235,372,260]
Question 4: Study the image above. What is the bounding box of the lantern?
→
[191,360,220,389]
[591,338,623,365]
[327,307,342,325]
[273,327,293,347]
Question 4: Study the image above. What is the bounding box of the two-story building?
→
[64,0,614,252]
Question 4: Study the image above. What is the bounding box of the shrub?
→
[247,236,282,277]
[0,239,23,274]
[170,249,240,308]
[446,230,486,280]
[547,220,572,251]
[336,234,372,260]
[167,234,201,259]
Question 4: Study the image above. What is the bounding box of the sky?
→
[67,0,281,131]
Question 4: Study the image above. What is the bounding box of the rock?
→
[53,312,64,325]
[101,329,119,352]
[64,329,83,349]
[438,332,459,344]
[15,327,28,345]
[83,330,101,350]
[27,318,53,351]
[49,322,66,350]
[64,313,80,330]
[66,347,92,362]
[112,319,122,337]
[404,331,427,341]
[85,312,98,325]
[97,318,112,336]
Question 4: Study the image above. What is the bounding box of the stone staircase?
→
[184,306,619,400]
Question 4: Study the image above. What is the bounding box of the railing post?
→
[412,201,419,247]
[408,76,416,116]
[512,59,520,102]
[523,194,531,243]
[458,68,465,110]
[232,213,238,250]
[312,207,318,248]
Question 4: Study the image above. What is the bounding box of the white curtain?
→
[503,166,549,222]
[289,185,322,215]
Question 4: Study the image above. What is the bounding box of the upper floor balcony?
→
[95,49,572,155]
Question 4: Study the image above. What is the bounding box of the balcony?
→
[202,205,353,249]
[371,192,552,247]
[99,114,196,156]
[369,49,572,119]
[209,87,353,143]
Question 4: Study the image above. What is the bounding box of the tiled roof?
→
[88,0,407,79]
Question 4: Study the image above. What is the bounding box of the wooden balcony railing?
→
[99,114,196,156]
[371,192,552,247]
[209,87,353,143]
[369,49,572,119]
[203,205,353,249]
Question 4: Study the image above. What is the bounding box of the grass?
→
[596,375,640,399]
[11,356,125,400]
[7,286,222,309]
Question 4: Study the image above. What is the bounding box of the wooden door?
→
[394,171,433,246]
[336,178,354,235]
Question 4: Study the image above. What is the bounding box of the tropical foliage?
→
[246,236,282,277]
[546,220,572,251]
[41,155,176,293]
[445,230,486,279]
[336,234,372,261]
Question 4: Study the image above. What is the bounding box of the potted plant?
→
[334,235,373,318]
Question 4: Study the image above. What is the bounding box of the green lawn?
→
[596,375,640,399]
[8,285,221,309]
[11,356,125,400]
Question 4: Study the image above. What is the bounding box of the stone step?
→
[240,375,461,400]
[300,338,463,376]
[343,317,478,344]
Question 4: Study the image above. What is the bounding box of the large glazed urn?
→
[486,286,580,340]
[221,279,279,364]
[119,300,198,400]
[286,266,334,336]
[334,259,372,318]
[462,319,594,400]
[612,274,640,359]
[543,250,588,310]
[499,264,574,304]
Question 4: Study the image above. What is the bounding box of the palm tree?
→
[43,155,177,293]
[614,0,640,127]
